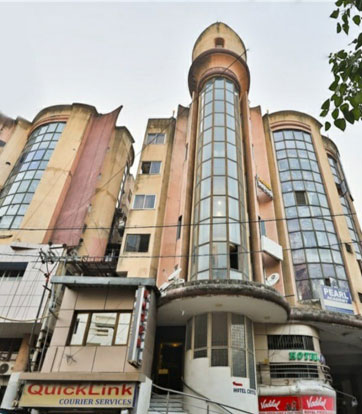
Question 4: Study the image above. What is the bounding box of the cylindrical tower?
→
[158,23,289,414]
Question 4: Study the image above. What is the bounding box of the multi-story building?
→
[1,22,361,414]
[0,104,134,410]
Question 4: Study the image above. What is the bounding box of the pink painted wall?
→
[52,108,121,250]
[157,106,189,286]
[250,107,285,295]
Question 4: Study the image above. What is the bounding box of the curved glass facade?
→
[273,129,351,300]
[0,122,65,229]
[191,77,248,281]
[328,155,362,260]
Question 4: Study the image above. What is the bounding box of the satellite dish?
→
[265,273,280,287]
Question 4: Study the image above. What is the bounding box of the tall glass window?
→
[0,122,65,229]
[191,77,248,281]
[273,129,351,300]
[328,155,362,260]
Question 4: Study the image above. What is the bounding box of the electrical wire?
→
[0,211,359,232]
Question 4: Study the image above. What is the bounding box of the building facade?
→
[0,22,361,414]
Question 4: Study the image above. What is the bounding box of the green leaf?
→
[332,108,340,119]
[335,118,346,131]
[325,121,331,131]
[321,99,330,110]
[337,22,342,33]
[320,109,329,117]
[342,23,349,34]
[330,9,339,18]
[352,106,360,119]
[345,110,355,124]
[329,80,339,91]
[353,15,361,25]
[334,95,343,107]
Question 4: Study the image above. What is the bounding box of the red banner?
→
[259,395,335,414]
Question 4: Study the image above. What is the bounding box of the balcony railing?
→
[257,362,333,385]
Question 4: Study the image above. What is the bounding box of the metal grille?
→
[267,335,314,350]
[270,363,319,379]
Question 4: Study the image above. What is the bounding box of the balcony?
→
[261,235,283,261]
[257,362,333,386]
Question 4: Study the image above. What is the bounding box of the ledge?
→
[290,307,362,329]
[51,276,156,289]
[160,280,289,309]
[158,280,290,324]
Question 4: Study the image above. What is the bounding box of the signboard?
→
[259,395,335,414]
[320,286,354,314]
[289,351,319,362]
[19,383,136,408]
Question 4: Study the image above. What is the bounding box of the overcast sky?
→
[1,1,361,220]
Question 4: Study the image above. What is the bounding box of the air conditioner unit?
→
[0,361,15,376]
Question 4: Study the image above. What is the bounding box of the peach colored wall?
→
[250,107,285,296]
[157,106,189,286]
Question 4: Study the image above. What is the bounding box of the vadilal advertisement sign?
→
[19,383,136,408]
[259,395,335,414]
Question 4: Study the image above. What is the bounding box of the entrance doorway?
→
[153,327,185,391]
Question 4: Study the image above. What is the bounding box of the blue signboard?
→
[320,286,354,314]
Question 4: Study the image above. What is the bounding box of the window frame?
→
[124,233,150,253]
[132,194,156,210]
[141,161,162,175]
[146,133,165,145]
[69,311,132,347]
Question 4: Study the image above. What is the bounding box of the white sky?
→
[0,1,361,220]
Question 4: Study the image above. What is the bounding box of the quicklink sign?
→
[289,351,320,362]
[19,383,136,408]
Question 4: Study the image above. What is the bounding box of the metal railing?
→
[181,378,233,414]
[257,362,333,385]
[151,383,254,414]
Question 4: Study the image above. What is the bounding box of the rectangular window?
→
[176,216,182,240]
[124,234,150,252]
[295,191,308,206]
[146,133,165,145]
[69,311,131,346]
[0,262,27,278]
[133,194,156,209]
[141,161,161,174]
[259,217,266,236]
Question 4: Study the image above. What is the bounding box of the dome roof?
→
[192,22,247,62]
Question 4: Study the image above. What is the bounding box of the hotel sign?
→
[19,383,136,408]
[320,286,354,314]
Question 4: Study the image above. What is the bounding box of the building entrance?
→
[153,326,185,391]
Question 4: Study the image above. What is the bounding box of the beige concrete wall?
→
[9,105,93,244]
[192,22,247,62]
[117,119,175,278]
